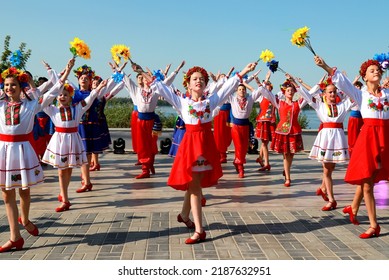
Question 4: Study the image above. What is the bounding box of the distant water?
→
[155,106,350,130]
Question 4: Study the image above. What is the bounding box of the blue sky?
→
[1,0,388,96]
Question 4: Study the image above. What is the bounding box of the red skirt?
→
[347,116,364,156]
[271,132,304,154]
[345,119,389,185]
[167,122,223,191]
[231,124,249,164]
[255,121,275,142]
[213,110,232,154]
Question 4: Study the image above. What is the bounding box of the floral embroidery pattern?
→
[141,89,152,103]
[263,104,274,119]
[276,110,292,133]
[11,174,22,182]
[61,157,68,163]
[332,151,342,157]
[237,96,247,110]
[34,169,40,176]
[368,97,389,111]
[188,102,211,120]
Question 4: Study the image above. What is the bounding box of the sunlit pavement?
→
[0,129,388,260]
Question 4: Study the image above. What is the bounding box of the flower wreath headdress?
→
[63,83,75,97]
[182,66,209,89]
[359,59,383,77]
[280,79,296,94]
[73,65,95,79]
[0,67,29,89]
[319,76,335,91]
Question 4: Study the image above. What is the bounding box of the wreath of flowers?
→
[359,59,383,77]
[73,65,95,79]
[110,44,130,65]
[291,26,316,55]
[0,67,29,88]
[319,76,334,91]
[182,66,209,89]
[280,80,296,94]
[63,83,74,97]
[69,37,91,59]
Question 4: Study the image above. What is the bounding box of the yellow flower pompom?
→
[259,49,275,63]
[111,44,130,65]
[69,37,91,59]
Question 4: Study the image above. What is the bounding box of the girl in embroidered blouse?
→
[132,60,257,244]
[288,74,354,212]
[253,76,277,172]
[42,73,107,213]
[0,58,74,253]
[265,79,307,187]
[314,55,389,239]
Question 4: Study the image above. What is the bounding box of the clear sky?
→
[1,0,388,96]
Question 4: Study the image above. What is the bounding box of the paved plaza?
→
[1,129,389,260]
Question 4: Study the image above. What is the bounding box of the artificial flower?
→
[373,52,389,70]
[231,70,248,80]
[69,37,91,59]
[266,60,286,74]
[290,26,316,55]
[111,44,130,65]
[259,49,275,63]
[9,50,22,68]
[112,71,124,83]
[153,69,165,81]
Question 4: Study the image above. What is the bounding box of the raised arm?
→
[314,55,361,104]
[164,61,185,87]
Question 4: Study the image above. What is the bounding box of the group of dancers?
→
[0,50,388,252]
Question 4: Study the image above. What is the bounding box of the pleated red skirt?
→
[345,118,389,185]
[167,122,223,191]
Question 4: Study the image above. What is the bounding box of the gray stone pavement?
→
[1,129,389,260]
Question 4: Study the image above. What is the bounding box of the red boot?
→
[238,164,244,178]
[136,165,150,179]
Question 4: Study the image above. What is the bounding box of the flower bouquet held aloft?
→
[291,26,316,56]
[69,37,91,59]
[111,44,130,65]
[258,49,286,73]
[267,60,286,74]
[258,49,274,63]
